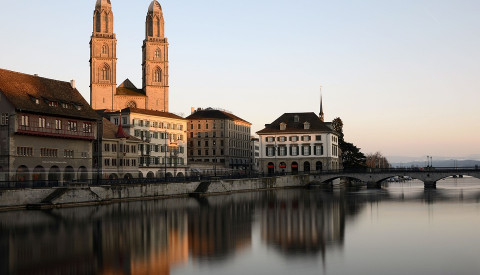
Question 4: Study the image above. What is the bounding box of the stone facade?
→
[257,112,341,174]
[103,108,188,178]
[186,108,251,172]
[90,0,169,112]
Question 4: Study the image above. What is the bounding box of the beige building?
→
[186,108,252,172]
[90,0,169,112]
[97,118,141,180]
[0,68,99,186]
[103,108,188,178]
[257,112,341,174]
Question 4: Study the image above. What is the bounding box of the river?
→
[1,177,479,275]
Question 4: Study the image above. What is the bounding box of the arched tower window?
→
[154,48,161,59]
[102,44,108,55]
[95,12,101,32]
[147,17,153,37]
[156,17,160,37]
[101,64,110,81]
[104,14,109,33]
[154,67,162,83]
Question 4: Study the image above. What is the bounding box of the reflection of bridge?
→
[308,168,480,188]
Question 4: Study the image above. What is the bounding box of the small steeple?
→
[319,88,324,122]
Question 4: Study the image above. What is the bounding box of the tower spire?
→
[319,86,324,122]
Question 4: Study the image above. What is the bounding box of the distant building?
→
[103,108,188,178]
[97,118,141,180]
[0,68,99,185]
[256,112,341,174]
[250,137,260,171]
[90,0,169,112]
[186,108,251,172]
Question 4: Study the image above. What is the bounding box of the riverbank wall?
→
[0,174,309,210]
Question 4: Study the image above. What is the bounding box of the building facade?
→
[250,137,260,172]
[256,112,341,174]
[90,0,169,112]
[186,108,251,172]
[97,118,141,180]
[104,108,188,178]
[0,69,99,185]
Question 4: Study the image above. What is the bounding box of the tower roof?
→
[148,0,162,13]
[96,0,111,9]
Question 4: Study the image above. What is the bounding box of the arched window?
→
[154,67,162,82]
[95,12,101,32]
[102,44,108,55]
[104,14,109,32]
[101,64,110,81]
[154,49,161,59]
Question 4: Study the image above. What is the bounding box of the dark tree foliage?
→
[332,117,366,170]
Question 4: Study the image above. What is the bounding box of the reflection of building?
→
[186,108,252,172]
[0,68,99,185]
[103,108,188,178]
[257,112,341,174]
[260,190,345,255]
[97,118,141,180]
[250,137,260,171]
[90,0,169,112]
[188,201,253,260]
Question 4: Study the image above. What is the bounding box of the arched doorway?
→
[33,166,46,187]
[109,173,118,180]
[138,171,143,178]
[124,173,133,180]
[147,171,155,179]
[78,166,88,182]
[48,166,60,184]
[176,172,185,178]
[166,172,173,178]
[316,161,323,171]
[267,162,275,175]
[63,166,75,183]
[303,161,310,173]
[16,165,29,182]
[291,162,298,175]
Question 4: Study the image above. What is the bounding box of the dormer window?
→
[29,95,40,104]
[280,122,286,131]
[294,115,299,122]
[304,122,310,130]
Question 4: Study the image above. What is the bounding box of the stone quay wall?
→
[0,175,308,210]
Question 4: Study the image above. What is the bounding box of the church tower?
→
[142,0,169,112]
[90,0,117,110]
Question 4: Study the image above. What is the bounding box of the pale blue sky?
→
[0,0,479,158]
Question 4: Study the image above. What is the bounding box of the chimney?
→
[34,74,38,77]
[191,107,195,114]
[70,80,75,89]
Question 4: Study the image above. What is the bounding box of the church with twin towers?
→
[90,0,169,112]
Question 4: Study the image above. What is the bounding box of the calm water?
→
[1,178,480,275]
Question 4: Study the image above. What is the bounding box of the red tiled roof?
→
[256,112,335,134]
[186,108,251,125]
[102,118,140,141]
[0,68,99,120]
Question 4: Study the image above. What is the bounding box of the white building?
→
[104,108,188,178]
[250,137,260,172]
[256,112,341,174]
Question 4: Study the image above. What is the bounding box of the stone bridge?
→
[308,168,480,188]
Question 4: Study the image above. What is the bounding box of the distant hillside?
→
[391,159,480,168]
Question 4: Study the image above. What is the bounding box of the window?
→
[294,115,299,122]
[17,147,33,156]
[198,124,201,129]
[291,146,299,156]
[67,121,77,132]
[278,136,286,142]
[301,135,311,141]
[41,148,58,158]
[154,67,162,82]
[205,141,209,146]
[112,159,117,166]
[304,122,310,129]
[21,115,29,127]
[266,147,275,157]
[104,158,110,166]
[197,150,201,156]
[279,146,287,156]
[55,119,62,130]
[101,65,110,81]
[64,150,74,158]
[316,135,322,141]
[1,113,8,125]
[302,146,311,156]
[155,49,161,59]
[315,145,324,156]
[280,123,286,131]
[102,44,108,55]
[83,123,92,133]
[38,117,46,128]
[104,143,110,152]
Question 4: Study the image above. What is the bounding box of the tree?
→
[366,152,390,169]
[332,117,366,170]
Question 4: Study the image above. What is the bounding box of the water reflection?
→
[0,179,479,275]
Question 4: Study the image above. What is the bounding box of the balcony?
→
[16,115,95,140]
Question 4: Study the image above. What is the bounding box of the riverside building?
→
[103,108,188,178]
[186,108,251,172]
[256,112,341,174]
[0,69,99,185]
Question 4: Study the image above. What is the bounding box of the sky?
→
[0,0,479,159]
